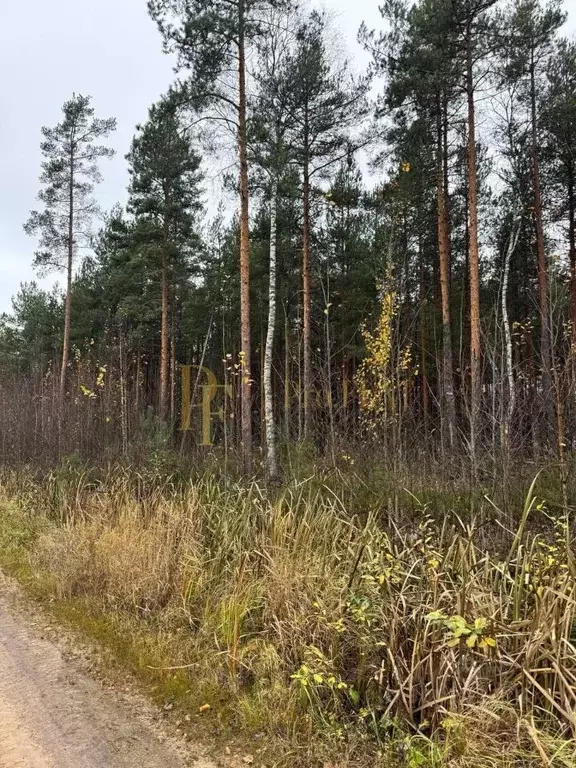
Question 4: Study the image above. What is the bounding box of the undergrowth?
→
[0,461,575,767]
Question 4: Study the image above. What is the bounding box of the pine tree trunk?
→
[170,335,176,425]
[466,29,482,460]
[437,99,457,450]
[238,0,252,472]
[159,249,169,421]
[530,59,553,435]
[302,144,312,439]
[264,182,278,478]
[118,323,128,456]
[418,234,430,432]
[284,310,290,440]
[567,169,576,364]
[60,147,74,400]
[135,344,141,419]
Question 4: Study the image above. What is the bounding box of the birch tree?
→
[149,0,294,471]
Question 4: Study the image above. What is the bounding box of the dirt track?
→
[0,575,215,768]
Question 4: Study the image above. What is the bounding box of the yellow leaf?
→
[199,703,211,713]
[474,617,487,632]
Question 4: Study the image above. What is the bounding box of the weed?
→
[0,467,574,766]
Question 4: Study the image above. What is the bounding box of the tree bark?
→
[502,213,521,450]
[264,182,278,478]
[419,241,430,431]
[118,323,128,456]
[238,0,252,472]
[436,97,457,450]
[567,168,576,362]
[170,335,176,425]
[60,145,74,400]
[466,28,482,459]
[530,58,553,432]
[302,141,312,439]
[135,344,141,419]
[159,241,169,421]
[284,308,290,440]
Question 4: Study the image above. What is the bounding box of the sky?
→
[0,0,575,313]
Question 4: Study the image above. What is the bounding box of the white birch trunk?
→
[502,214,521,447]
[264,182,278,477]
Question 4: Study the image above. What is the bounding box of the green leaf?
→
[349,687,360,706]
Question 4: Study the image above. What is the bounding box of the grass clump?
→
[0,465,575,767]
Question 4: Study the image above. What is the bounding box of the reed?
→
[1,464,575,766]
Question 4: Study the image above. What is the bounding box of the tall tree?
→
[501,0,565,433]
[24,94,116,399]
[543,39,576,359]
[149,0,293,470]
[374,0,461,449]
[285,11,368,438]
[126,99,203,422]
[452,0,498,457]
[251,12,295,477]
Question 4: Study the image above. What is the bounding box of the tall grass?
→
[1,463,575,766]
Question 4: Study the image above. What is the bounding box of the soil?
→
[0,572,217,768]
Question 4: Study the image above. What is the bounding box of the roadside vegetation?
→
[0,458,574,768]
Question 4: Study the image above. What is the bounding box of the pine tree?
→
[365,0,460,449]
[284,11,368,438]
[126,99,203,422]
[543,39,576,357]
[450,0,499,457]
[500,0,565,436]
[23,94,116,399]
[149,0,294,470]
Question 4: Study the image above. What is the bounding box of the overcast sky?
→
[0,0,574,313]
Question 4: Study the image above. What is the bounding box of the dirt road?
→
[0,576,215,768]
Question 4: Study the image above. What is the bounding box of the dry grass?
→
[1,464,575,767]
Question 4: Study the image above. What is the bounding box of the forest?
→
[1,0,576,765]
